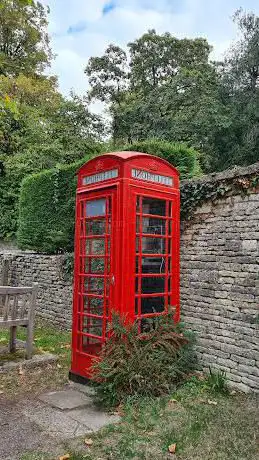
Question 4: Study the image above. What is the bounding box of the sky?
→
[42,0,259,113]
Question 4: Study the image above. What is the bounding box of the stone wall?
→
[0,163,258,392]
[0,252,73,329]
[181,163,259,393]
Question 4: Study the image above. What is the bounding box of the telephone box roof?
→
[77,151,180,176]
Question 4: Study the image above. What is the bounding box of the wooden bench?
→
[0,284,38,359]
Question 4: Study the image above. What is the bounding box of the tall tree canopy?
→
[0,0,52,76]
[86,17,259,172]
[0,0,104,240]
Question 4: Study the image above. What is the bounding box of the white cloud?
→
[42,0,259,109]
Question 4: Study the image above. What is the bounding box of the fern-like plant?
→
[92,313,197,407]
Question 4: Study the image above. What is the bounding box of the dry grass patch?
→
[0,323,71,399]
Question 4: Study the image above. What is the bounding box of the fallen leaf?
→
[0,390,4,395]
[84,438,93,446]
[168,443,176,454]
[230,390,237,396]
[59,455,70,460]
[18,366,24,376]
[57,364,62,369]
[207,399,217,406]
[116,404,124,416]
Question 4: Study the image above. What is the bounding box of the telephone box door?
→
[71,187,117,378]
[126,187,180,329]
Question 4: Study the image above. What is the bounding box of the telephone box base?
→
[69,370,91,385]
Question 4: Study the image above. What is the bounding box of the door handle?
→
[111,275,115,286]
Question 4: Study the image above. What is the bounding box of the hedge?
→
[123,139,201,178]
[0,141,102,241]
[17,160,84,253]
[17,141,201,253]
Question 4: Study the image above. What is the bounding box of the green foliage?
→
[0,2,105,241]
[206,368,229,394]
[16,139,200,252]
[128,30,211,93]
[17,160,84,253]
[180,173,259,220]
[0,0,53,77]
[0,75,104,240]
[86,17,259,172]
[123,139,201,178]
[92,313,197,408]
[86,44,128,104]
[59,252,74,281]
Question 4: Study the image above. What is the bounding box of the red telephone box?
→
[70,151,180,382]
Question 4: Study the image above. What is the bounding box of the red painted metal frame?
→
[70,151,180,380]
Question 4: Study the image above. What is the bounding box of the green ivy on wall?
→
[180,173,259,221]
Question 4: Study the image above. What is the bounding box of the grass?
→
[0,322,71,398]
[21,377,259,460]
[1,326,258,460]
[73,380,258,460]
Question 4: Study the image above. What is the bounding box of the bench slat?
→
[0,319,29,327]
[3,294,10,321]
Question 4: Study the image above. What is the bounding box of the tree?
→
[86,30,214,153]
[212,9,259,171]
[128,29,211,93]
[224,9,259,92]
[85,44,128,104]
[0,74,104,240]
[0,0,52,77]
[86,20,259,172]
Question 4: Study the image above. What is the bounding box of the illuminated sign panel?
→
[131,168,173,186]
[83,169,118,185]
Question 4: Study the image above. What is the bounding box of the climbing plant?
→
[180,172,259,220]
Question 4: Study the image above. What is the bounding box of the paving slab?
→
[0,384,121,459]
[23,401,92,440]
[69,381,96,396]
[0,400,65,460]
[68,406,121,431]
[39,388,93,410]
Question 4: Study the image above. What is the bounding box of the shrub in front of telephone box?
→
[92,313,197,408]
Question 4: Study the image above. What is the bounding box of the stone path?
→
[0,382,120,460]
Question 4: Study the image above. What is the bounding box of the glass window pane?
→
[142,237,165,254]
[141,276,165,294]
[142,198,166,216]
[135,297,140,315]
[141,257,166,273]
[82,316,103,337]
[82,277,104,295]
[142,217,166,235]
[85,238,107,255]
[82,296,104,315]
[86,199,106,217]
[82,336,101,347]
[141,296,165,314]
[136,236,140,253]
[84,257,106,274]
[168,220,172,236]
[86,219,106,235]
